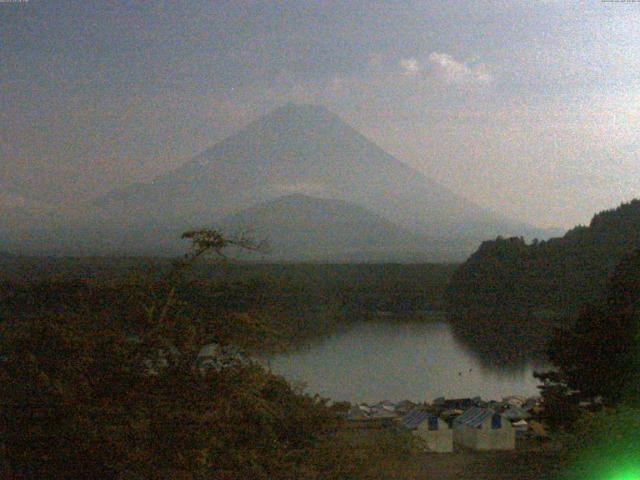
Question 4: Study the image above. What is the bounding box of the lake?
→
[264,317,549,404]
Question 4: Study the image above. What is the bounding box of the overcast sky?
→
[2,0,639,228]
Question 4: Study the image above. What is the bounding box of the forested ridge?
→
[445,199,640,312]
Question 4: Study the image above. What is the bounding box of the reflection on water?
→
[265,315,550,403]
[448,311,556,370]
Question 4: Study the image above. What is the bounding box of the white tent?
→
[453,407,515,451]
[503,395,526,407]
[401,408,453,453]
[369,406,397,419]
[502,406,531,422]
[512,419,529,436]
[346,405,370,420]
[394,399,417,415]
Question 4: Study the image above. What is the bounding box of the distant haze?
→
[3,1,640,229]
[0,105,557,259]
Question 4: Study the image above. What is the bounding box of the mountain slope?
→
[0,185,54,216]
[445,199,640,312]
[5,104,550,257]
[95,104,545,243]
[216,194,465,261]
[0,185,61,252]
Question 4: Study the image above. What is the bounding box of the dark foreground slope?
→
[445,199,640,313]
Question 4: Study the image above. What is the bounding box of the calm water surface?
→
[265,318,547,403]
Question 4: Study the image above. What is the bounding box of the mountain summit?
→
[5,104,549,257]
[95,104,541,243]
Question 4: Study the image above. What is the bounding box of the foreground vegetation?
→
[0,231,423,479]
[0,257,455,310]
[1,229,637,478]
[534,248,640,478]
[0,258,455,355]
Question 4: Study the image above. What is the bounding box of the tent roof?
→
[401,408,439,429]
[454,407,496,427]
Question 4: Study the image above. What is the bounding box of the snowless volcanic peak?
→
[99,104,526,231]
[18,103,547,257]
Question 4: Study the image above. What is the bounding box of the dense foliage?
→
[0,312,339,479]
[0,259,455,313]
[0,231,419,479]
[445,199,640,313]
[534,249,640,431]
[0,260,455,356]
[448,310,560,369]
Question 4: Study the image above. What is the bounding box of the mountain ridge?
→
[94,103,547,240]
[215,193,466,262]
[4,104,553,258]
[445,199,640,312]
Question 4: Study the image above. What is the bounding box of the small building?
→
[453,407,515,451]
[502,395,526,408]
[512,419,529,437]
[401,408,453,453]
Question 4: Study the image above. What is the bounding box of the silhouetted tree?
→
[535,249,640,430]
[446,199,640,313]
[0,231,342,479]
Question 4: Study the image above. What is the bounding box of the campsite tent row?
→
[346,396,541,423]
[432,396,540,417]
[346,400,417,421]
[401,407,515,452]
[431,396,541,432]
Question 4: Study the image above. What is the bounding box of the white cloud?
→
[428,52,493,85]
[399,58,421,76]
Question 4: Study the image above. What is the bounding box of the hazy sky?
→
[2,0,639,228]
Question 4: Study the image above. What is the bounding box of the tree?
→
[0,230,338,479]
[535,249,640,430]
[446,199,640,313]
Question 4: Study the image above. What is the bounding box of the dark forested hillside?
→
[445,199,640,312]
